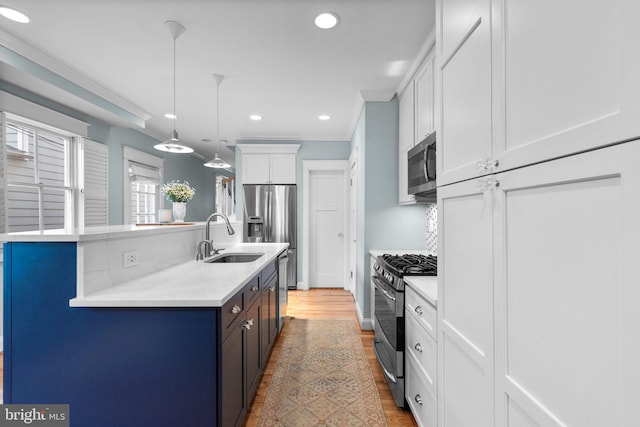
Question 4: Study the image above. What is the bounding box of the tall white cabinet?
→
[436,0,640,426]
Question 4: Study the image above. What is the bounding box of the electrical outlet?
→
[123,250,139,268]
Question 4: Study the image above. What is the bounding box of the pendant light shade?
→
[204,74,231,168]
[154,20,193,154]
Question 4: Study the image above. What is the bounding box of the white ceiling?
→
[0,0,435,168]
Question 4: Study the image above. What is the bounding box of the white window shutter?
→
[82,138,108,226]
[0,112,5,234]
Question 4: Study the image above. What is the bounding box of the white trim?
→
[355,300,374,331]
[359,89,396,102]
[347,92,366,141]
[0,90,89,136]
[302,160,350,290]
[236,143,300,154]
[122,147,165,225]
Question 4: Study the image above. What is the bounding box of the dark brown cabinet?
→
[219,259,280,427]
[261,270,278,362]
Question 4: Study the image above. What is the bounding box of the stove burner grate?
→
[380,253,437,276]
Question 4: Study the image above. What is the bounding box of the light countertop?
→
[69,242,288,308]
[0,222,210,242]
[404,276,438,307]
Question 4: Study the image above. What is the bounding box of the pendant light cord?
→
[216,79,220,156]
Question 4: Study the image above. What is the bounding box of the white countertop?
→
[69,242,288,308]
[1,222,209,242]
[404,276,438,307]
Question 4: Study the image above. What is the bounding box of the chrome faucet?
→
[197,212,235,259]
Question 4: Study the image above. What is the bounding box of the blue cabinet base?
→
[4,242,219,427]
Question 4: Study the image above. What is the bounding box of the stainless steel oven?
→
[372,253,437,408]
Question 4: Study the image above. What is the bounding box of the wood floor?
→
[243,288,418,427]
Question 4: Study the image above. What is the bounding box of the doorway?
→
[302,160,349,289]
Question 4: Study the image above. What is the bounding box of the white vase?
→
[172,202,187,223]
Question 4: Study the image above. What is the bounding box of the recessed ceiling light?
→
[164,113,177,119]
[314,12,339,29]
[0,5,30,23]
[318,115,331,121]
[250,115,263,121]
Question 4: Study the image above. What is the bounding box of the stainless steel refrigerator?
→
[243,184,297,294]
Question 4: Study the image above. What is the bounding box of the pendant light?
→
[154,20,194,154]
[204,74,231,168]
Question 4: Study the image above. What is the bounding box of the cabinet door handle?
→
[243,319,254,330]
[415,394,423,405]
[231,305,241,314]
[270,286,276,293]
[414,343,423,352]
[251,285,259,292]
[414,306,423,315]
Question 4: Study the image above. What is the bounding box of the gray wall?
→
[89,124,216,224]
[353,98,427,319]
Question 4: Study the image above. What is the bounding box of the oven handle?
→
[372,276,396,302]
[372,339,397,384]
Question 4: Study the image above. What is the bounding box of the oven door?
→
[372,275,403,350]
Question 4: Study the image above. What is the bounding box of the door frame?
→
[301,160,350,291]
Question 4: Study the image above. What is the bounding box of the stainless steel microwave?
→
[408,131,436,201]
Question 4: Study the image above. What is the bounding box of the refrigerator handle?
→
[266,186,272,242]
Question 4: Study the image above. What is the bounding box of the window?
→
[4,120,72,232]
[129,162,160,224]
[123,147,164,225]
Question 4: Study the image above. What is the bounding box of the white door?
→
[309,170,346,288]
[349,154,358,295]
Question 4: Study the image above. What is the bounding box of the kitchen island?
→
[2,224,287,427]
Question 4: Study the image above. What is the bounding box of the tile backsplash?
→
[426,203,437,254]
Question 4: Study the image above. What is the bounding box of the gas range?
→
[373,253,437,291]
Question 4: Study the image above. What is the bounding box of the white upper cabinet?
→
[237,144,300,185]
[438,0,493,185]
[437,0,640,186]
[398,40,436,205]
[415,54,435,144]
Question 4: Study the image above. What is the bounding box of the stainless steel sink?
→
[204,253,264,263]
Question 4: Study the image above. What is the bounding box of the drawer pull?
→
[415,306,424,315]
[231,305,241,314]
[251,285,259,292]
[414,343,423,352]
[243,319,254,330]
[415,394,423,405]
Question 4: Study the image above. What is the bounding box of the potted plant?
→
[160,180,196,222]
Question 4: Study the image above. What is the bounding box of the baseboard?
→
[355,301,374,330]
